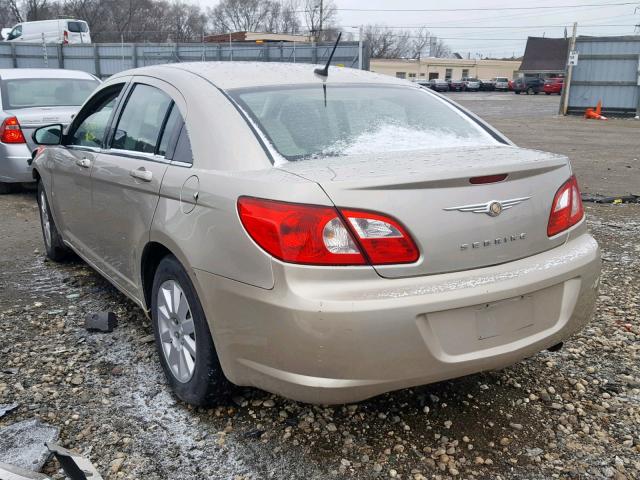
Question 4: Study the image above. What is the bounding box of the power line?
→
[349,24,635,29]
[313,2,639,13]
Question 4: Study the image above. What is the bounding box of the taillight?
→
[237,197,419,266]
[63,30,69,44]
[340,209,419,265]
[547,176,584,237]
[0,116,26,144]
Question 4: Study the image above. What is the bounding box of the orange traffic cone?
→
[584,100,607,120]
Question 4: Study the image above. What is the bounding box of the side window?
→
[157,104,182,157]
[67,86,122,148]
[111,84,172,154]
[172,125,193,165]
[7,25,22,40]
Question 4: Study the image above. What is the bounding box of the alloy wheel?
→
[40,190,52,249]
[157,280,197,383]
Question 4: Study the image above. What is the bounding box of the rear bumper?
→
[195,233,600,404]
[0,143,33,183]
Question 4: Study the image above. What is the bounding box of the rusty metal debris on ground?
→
[84,311,117,333]
[46,443,103,480]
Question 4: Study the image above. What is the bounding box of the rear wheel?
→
[37,181,71,261]
[151,255,229,405]
[526,87,534,95]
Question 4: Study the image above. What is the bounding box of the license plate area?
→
[475,295,534,340]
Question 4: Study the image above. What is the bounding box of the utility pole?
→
[560,22,577,115]
[318,0,324,42]
[358,25,363,70]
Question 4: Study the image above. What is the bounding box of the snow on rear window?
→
[229,84,496,162]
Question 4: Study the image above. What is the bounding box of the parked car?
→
[429,78,450,92]
[513,76,545,95]
[32,63,600,405]
[448,79,464,91]
[2,19,91,44]
[462,77,481,91]
[479,79,495,91]
[508,79,515,91]
[492,77,510,91]
[0,68,100,194]
[544,77,564,95]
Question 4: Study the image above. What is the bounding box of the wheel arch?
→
[140,241,174,311]
[140,238,203,313]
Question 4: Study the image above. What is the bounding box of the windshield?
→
[2,78,99,109]
[230,85,496,162]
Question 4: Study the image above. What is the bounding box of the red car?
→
[544,78,564,95]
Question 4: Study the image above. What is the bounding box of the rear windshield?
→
[230,85,495,162]
[1,78,98,109]
[67,21,89,33]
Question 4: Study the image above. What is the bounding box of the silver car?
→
[31,63,600,405]
[0,68,99,193]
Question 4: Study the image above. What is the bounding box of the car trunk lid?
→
[279,145,571,278]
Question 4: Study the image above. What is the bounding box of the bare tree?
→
[303,0,336,41]
[208,0,278,33]
[363,25,452,59]
[4,0,23,23]
[166,1,207,42]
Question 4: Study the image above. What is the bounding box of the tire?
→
[0,182,16,194]
[545,92,551,95]
[151,254,229,406]
[526,87,533,95]
[515,91,521,95]
[37,181,72,261]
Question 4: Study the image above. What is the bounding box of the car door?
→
[89,78,185,299]
[49,83,126,259]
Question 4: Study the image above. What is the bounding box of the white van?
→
[3,19,91,44]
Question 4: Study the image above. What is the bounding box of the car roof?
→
[113,62,411,91]
[0,68,96,81]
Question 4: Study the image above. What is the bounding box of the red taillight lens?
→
[340,209,419,265]
[0,116,26,144]
[237,197,420,266]
[237,197,365,265]
[63,30,69,44]
[547,176,584,237]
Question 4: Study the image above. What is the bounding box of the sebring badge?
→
[443,196,531,217]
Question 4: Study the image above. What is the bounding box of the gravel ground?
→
[1,191,639,479]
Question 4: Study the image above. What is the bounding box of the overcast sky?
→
[192,0,640,58]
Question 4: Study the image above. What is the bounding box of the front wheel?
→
[151,255,229,405]
[37,181,72,261]
[526,87,534,95]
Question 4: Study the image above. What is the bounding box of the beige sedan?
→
[31,63,600,405]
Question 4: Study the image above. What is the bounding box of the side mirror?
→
[33,124,63,145]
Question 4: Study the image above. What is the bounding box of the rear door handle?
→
[129,168,153,182]
[75,158,91,168]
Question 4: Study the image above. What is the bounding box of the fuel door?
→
[180,175,199,214]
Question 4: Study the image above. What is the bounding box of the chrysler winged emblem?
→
[443,196,531,217]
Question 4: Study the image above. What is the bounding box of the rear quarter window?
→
[67,21,89,33]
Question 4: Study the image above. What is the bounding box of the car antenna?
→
[314,32,342,77]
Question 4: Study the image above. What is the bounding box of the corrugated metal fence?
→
[0,40,368,78]
[567,35,640,116]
